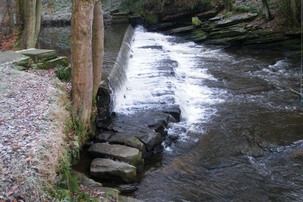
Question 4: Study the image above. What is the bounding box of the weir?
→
[96,25,135,126]
[91,25,303,201]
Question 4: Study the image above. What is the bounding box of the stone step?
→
[96,132,146,153]
[90,158,137,183]
[88,143,143,167]
[16,48,57,63]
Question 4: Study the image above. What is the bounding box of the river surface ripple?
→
[113,26,303,201]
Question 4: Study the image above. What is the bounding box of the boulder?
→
[88,143,143,167]
[90,158,137,183]
[96,131,116,142]
[108,134,146,153]
[192,17,202,27]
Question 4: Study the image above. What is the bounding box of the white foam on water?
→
[114,26,226,140]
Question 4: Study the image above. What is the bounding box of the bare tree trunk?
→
[92,1,104,97]
[7,0,15,34]
[290,0,298,25]
[261,0,272,20]
[34,0,42,43]
[19,0,41,48]
[71,0,94,128]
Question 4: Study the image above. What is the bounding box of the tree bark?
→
[92,1,104,97]
[7,0,15,34]
[19,0,41,48]
[71,0,94,128]
[290,0,298,25]
[261,0,272,20]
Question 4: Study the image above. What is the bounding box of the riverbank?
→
[0,53,69,201]
[0,51,141,201]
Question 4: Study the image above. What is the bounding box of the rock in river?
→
[90,158,137,183]
[88,143,143,167]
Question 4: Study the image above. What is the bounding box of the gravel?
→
[0,62,69,201]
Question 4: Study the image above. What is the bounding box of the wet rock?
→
[215,13,258,28]
[192,17,202,27]
[90,158,137,183]
[88,143,143,167]
[165,25,196,35]
[119,196,143,202]
[96,131,116,142]
[110,117,164,152]
[96,81,113,128]
[118,183,138,194]
[160,105,181,122]
[148,22,177,32]
[205,35,248,46]
[138,45,163,50]
[208,27,247,39]
[108,134,146,153]
[196,10,219,20]
[185,29,208,42]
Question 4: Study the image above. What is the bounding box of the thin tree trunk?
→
[24,0,37,48]
[290,0,298,25]
[261,0,272,20]
[7,0,15,34]
[34,0,42,45]
[19,0,41,48]
[71,0,94,128]
[92,0,104,97]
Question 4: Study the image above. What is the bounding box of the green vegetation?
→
[277,0,301,25]
[56,65,71,82]
[120,0,212,13]
[49,105,97,201]
[234,3,261,14]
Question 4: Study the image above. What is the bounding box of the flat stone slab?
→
[215,13,258,28]
[88,143,143,166]
[90,158,137,183]
[108,134,146,153]
[17,48,57,63]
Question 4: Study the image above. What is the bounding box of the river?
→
[39,25,303,201]
[113,26,303,201]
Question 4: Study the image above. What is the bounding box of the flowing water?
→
[113,26,303,201]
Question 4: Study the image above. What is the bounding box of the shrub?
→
[56,65,71,82]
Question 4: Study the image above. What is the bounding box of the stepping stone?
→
[108,134,146,153]
[90,158,136,183]
[88,143,143,167]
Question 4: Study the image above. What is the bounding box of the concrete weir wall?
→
[108,25,135,95]
[96,25,135,128]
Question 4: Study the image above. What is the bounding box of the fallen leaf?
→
[25,157,32,162]
[7,185,19,196]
